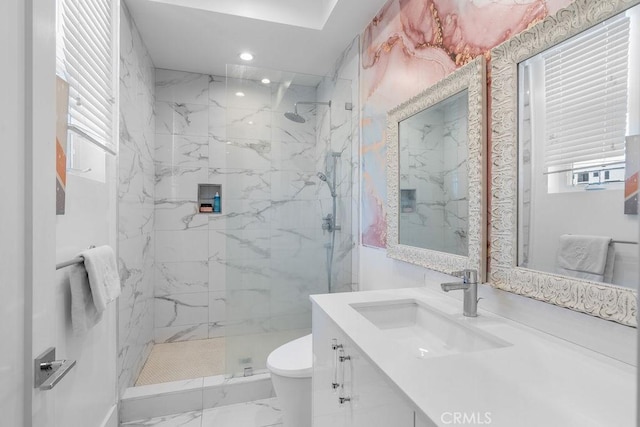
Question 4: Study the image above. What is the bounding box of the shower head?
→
[317,172,336,197]
[284,111,306,123]
[284,100,331,124]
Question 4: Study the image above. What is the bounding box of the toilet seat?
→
[267,334,312,378]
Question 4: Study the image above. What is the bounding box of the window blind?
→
[543,15,630,169]
[57,0,116,151]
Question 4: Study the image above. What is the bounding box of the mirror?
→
[491,0,638,326]
[398,90,469,256]
[387,56,486,278]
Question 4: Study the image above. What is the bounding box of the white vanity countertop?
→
[311,287,636,427]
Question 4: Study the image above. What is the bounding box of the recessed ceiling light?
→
[239,52,254,61]
[235,91,245,97]
[261,78,271,84]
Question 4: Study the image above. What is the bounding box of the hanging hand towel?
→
[69,263,103,335]
[556,235,613,282]
[80,245,121,312]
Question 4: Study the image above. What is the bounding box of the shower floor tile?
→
[136,338,226,386]
[121,398,282,427]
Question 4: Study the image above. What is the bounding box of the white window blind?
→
[543,14,630,169]
[57,0,116,151]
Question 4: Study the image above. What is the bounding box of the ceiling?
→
[125,0,388,79]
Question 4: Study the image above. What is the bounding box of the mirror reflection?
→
[517,4,639,288]
[398,90,469,256]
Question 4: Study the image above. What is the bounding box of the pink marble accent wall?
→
[360,0,574,248]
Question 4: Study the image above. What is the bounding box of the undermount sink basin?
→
[350,299,509,358]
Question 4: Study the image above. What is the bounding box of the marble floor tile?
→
[122,398,283,427]
[121,410,203,427]
[201,398,282,427]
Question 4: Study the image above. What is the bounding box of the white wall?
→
[28,0,60,424]
[51,0,120,425]
[0,0,26,425]
[54,170,118,426]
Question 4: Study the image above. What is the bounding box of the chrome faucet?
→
[440,269,478,317]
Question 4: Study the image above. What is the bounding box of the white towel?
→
[556,235,613,282]
[80,245,121,312]
[69,263,103,335]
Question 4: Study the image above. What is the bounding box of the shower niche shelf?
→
[198,184,222,214]
[400,189,416,213]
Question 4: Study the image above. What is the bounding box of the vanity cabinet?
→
[312,304,428,427]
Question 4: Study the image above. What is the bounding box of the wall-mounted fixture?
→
[198,184,222,214]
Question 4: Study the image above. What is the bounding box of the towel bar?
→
[612,240,637,245]
[56,245,96,270]
[56,256,84,270]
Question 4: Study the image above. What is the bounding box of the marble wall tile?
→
[225,77,272,110]
[271,170,321,201]
[156,102,209,136]
[154,165,208,201]
[269,285,315,318]
[155,230,209,262]
[155,324,210,343]
[119,144,155,204]
[270,227,321,255]
[155,134,209,168]
[208,291,226,324]
[211,229,271,260]
[208,76,225,105]
[270,139,317,172]
[226,108,272,140]
[155,261,209,296]
[155,69,210,105]
[154,292,209,328]
[154,200,208,231]
[210,138,271,171]
[119,204,154,240]
[209,257,272,291]
[118,2,156,395]
[269,312,312,332]
[207,199,272,231]
[270,200,323,229]
[208,105,227,140]
[208,322,226,339]
[223,317,271,337]
[271,83,317,113]
[272,111,317,144]
[208,168,271,200]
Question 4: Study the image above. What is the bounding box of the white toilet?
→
[266,334,313,427]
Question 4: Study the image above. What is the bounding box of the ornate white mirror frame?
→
[387,56,486,279]
[490,0,638,326]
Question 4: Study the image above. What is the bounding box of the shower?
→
[284,100,331,124]
[284,99,341,292]
[319,152,341,294]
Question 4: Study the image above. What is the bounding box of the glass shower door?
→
[220,64,353,376]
